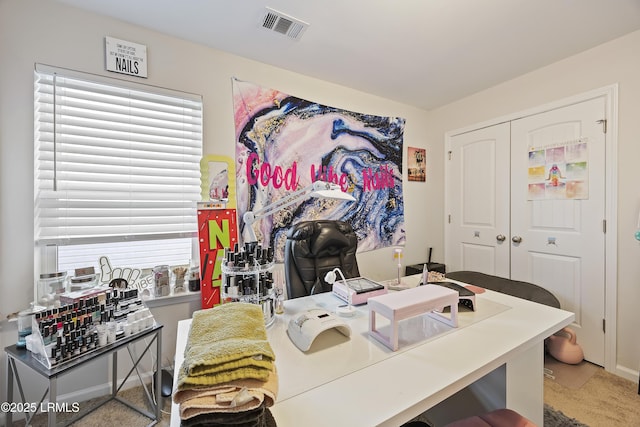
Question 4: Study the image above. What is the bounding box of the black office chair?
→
[284,220,360,299]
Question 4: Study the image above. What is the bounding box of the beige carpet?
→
[12,385,172,427]
[544,363,640,427]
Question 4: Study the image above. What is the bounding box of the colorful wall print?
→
[527,138,589,200]
[232,79,406,261]
[407,147,426,182]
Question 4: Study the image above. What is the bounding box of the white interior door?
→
[510,97,606,365]
[446,123,510,277]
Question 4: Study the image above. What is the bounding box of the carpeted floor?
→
[544,360,640,427]
[544,355,599,389]
[11,385,172,427]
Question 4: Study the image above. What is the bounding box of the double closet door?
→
[445,96,607,365]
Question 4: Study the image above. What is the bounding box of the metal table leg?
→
[48,376,57,427]
[6,354,13,426]
[114,328,162,425]
[155,330,162,421]
[113,350,118,397]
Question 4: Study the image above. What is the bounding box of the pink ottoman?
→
[444,409,537,427]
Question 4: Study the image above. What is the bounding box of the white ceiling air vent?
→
[261,7,309,40]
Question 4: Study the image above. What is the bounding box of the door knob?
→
[512,236,523,243]
[496,234,506,242]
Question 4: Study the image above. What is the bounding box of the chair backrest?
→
[284,220,360,299]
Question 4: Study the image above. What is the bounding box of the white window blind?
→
[57,238,193,273]
[34,65,203,247]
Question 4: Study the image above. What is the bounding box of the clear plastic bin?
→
[37,272,68,308]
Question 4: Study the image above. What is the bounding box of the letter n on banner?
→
[197,208,238,309]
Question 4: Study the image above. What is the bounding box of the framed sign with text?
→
[105,36,148,78]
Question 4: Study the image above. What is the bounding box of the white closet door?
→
[446,96,607,365]
[445,123,511,277]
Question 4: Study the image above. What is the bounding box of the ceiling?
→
[56,0,640,111]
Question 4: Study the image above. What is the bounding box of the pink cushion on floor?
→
[444,415,491,427]
[445,409,537,427]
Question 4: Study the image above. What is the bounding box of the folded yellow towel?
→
[182,352,273,377]
[178,365,271,388]
[176,367,279,420]
[177,303,276,389]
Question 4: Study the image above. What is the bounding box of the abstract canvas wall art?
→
[232,79,406,260]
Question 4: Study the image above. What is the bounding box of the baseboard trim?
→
[614,364,639,384]
[63,370,156,403]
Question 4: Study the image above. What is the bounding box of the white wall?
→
[0,0,439,407]
[425,30,640,380]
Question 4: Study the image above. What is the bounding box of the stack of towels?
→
[174,303,278,427]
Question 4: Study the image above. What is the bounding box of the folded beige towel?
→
[177,367,279,420]
[177,303,276,389]
[174,367,279,404]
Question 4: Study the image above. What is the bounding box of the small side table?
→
[5,323,162,427]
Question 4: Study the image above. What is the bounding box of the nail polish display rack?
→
[27,287,156,370]
[221,243,276,327]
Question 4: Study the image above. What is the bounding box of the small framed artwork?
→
[407,147,426,182]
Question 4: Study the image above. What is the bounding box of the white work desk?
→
[171,276,573,427]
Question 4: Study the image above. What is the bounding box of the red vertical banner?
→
[197,208,238,309]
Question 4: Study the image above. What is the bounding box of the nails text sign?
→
[105,36,148,78]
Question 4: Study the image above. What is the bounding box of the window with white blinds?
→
[34,65,203,271]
